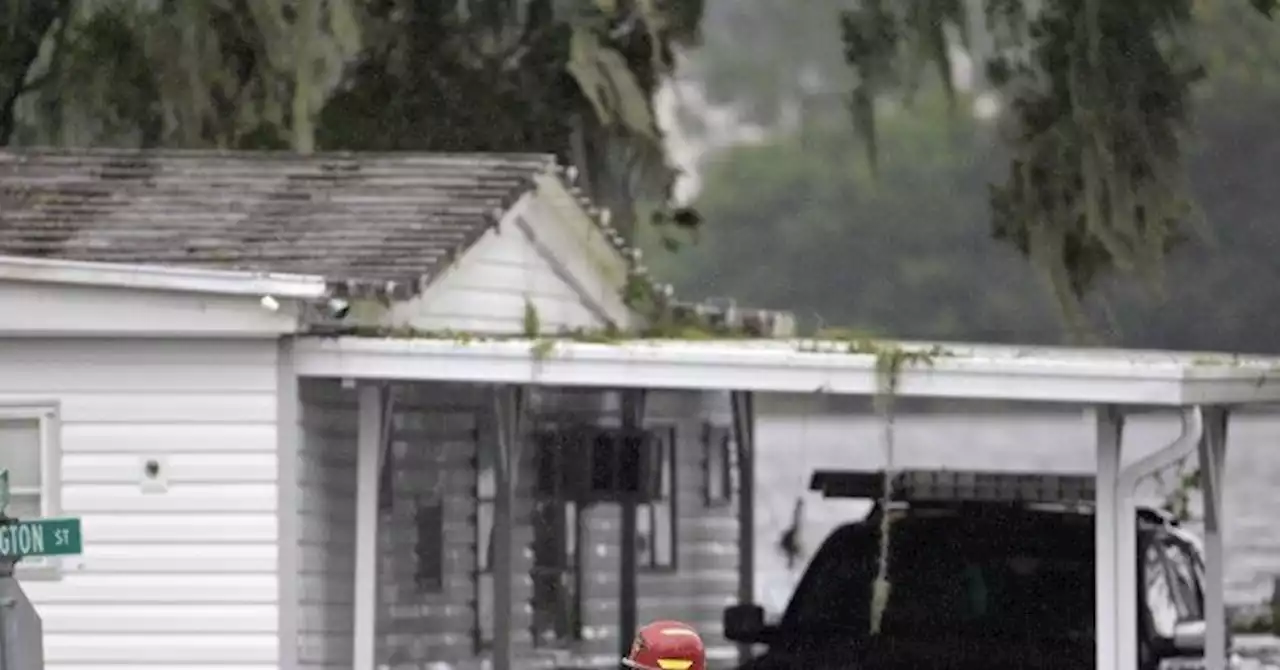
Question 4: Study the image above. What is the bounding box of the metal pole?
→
[1091,406,1124,670]
[492,386,524,670]
[730,391,757,665]
[0,556,10,670]
[352,384,383,670]
[1199,406,1230,670]
[618,389,646,658]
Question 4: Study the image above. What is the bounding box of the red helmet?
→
[621,620,706,670]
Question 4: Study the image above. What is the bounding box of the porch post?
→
[492,385,527,670]
[619,388,648,658]
[353,383,385,670]
[1091,405,1124,670]
[729,391,756,665]
[1199,406,1230,670]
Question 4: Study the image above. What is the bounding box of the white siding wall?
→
[7,338,282,670]
[296,379,358,670]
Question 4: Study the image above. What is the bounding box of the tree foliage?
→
[840,0,1277,341]
[0,1,70,143]
[662,1,1280,352]
[687,0,860,127]
[648,103,1062,343]
[2,0,703,239]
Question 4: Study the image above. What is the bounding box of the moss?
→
[1191,354,1244,367]
[522,299,541,338]
[1233,613,1275,635]
[336,324,485,342]
[802,337,948,636]
[530,338,557,360]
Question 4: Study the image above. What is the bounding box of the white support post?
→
[729,391,757,666]
[1104,406,1205,670]
[1199,407,1230,670]
[618,389,648,660]
[1091,405,1124,670]
[353,383,384,670]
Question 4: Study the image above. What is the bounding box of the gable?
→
[373,187,635,334]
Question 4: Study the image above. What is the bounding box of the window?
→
[530,427,583,648]
[477,468,496,574]
[637,425,677,572]
[475,463,497,651]
[782,517,1095,639]
[0,405,62,579]
[1143,542,1179,639]
[701,423,734,507]
[1160,538,1204,621]
[531,498,581,647]
[414,499,444,594]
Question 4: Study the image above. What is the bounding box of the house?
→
[0,149,792,670]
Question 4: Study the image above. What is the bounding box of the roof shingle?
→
[0,149,559,297]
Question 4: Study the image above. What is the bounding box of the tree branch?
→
[0,0,72,145]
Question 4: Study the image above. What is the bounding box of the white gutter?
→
[0,254,328,299]
[288,336,1279,405]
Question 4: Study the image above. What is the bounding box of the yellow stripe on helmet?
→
[656,660,694,670]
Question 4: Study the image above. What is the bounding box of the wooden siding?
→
[572,391,739,667]
[6,338,282,670]
[298,381,536,670]
[297,382,739,670]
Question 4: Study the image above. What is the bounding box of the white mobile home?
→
[0,150,793,670]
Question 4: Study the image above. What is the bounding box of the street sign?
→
[0,518,82,559]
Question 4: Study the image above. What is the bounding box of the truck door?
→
[1139,530,1209,670]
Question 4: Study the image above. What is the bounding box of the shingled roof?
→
[0,149,616,299]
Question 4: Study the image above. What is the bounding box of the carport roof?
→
[292,336,1280,406]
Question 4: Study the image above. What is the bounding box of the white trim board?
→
[0,255,327,299]
[292,337,1280,406]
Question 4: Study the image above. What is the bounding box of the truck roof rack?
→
[808,469,1096,506]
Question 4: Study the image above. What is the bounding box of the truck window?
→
[1142,542,1179,639]
[778,515,1094,640]
[1160,538,1204,621]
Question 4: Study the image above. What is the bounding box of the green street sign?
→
[0,517,83,559]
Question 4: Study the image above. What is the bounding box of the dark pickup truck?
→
[723,469,1218,670]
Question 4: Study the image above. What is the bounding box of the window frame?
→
[637,424,678,574]
[413,497,445,595]
[1140,536,1181,640]
[701,423,734,508]
[0,402,64,581]
[474,451,497,652]
[529,497,583,648]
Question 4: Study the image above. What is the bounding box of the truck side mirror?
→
[1171,620,1205,654]
[723,603,773,644]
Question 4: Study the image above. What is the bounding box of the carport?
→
[293,335,1280,670]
